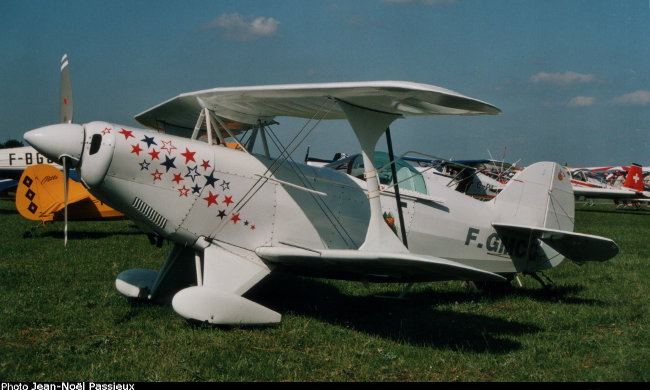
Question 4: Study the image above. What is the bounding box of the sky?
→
[1,0,648,167]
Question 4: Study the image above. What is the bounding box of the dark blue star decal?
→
[185,165,201,182]
[191,184,202,195]
[204,170,219,188]
[161,155,177,172]
[141,135,157,148]
[139,159,150,171]
[217,210,227,219]
[220,180,230,191]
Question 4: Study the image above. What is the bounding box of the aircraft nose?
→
[23,123,85,166]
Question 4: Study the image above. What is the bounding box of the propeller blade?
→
[63,156,69,247]
[60,54,73,124]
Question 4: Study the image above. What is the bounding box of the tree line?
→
[0,139,24,149]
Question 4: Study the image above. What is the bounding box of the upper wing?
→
[255,246,506,283]
[134,81,501,133]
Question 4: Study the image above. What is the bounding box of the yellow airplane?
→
[16,163,123,224]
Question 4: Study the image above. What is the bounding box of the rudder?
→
[492,161,574,232]
[622,163,644,192]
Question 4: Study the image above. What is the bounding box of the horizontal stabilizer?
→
[256,246,506,282]
[493,223,618,263]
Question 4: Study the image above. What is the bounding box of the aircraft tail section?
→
[622,163,644,192]
[16,164,122,222]
[491,162,617,267]
[17,164,77,221]
[492,161,574,232]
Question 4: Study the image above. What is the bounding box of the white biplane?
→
[23,55,619,325]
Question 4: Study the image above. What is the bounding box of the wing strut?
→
[385,128,408,248]
[337,100,407,253]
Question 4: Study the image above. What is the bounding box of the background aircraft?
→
[16,163,123,228]
[22,56,618,325]
[567,163,649,206]
[0,145,59,180]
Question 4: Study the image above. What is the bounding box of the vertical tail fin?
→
[622,163,644,192]
[16,164,70,222]
[492,161,574,232]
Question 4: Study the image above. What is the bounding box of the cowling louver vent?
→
[132,197,167,229]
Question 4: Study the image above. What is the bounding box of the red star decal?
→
[230,213,241,224]
[151,169,163,182]
[161,140,177,155]
[101,128,111,135]
[203,191,219,207]
[119,128,134,140]
[223,195,233,207]
[180,148,196,164]
[250,225,256,230]
[201,160,211,170]
[131,143,143,156]
[172,173,184,184]
[178,185,190,197]
[148,148,160,160]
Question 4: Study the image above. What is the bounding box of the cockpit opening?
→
[326,151,427,194]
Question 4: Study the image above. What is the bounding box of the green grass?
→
[0,194,648,382]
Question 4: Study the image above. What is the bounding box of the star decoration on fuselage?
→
[161,155,177,172]
[141,135,157,148]
[117,129,257,233]
[119,128,134,140]
[203,191,219,207]
[204,171,219,188]
[181,148,196,164]
[149,148,160,161]
[185,165,201,182]
[172,173,184,185]
[131,144,143,156]
[178,185,190,197]
[160,140,177,155]
[151,169,163,182]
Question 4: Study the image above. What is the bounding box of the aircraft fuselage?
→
[79,121,565,277]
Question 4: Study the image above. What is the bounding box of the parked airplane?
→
[23,57,618,325]
[0,145,59,180]
[16,163,123,227]
[567,163,649,205]
[409,158,520,200]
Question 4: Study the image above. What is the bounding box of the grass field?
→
[0,194,648,382]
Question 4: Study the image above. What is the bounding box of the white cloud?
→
[611,90,650,106]
[530,71,595,85]
[567,96,595,107]
[203,13,279,41]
